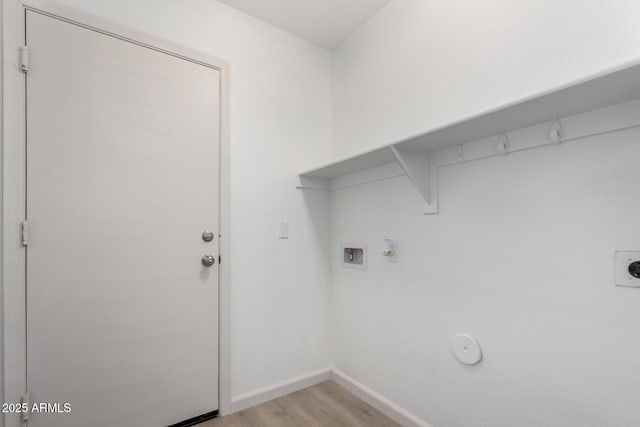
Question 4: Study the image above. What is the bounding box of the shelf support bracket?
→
[391,145,438,214]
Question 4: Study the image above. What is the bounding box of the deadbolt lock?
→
[202,230,215,242]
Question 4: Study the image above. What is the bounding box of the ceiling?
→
[218,0,391,50]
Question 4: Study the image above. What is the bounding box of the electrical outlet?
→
[615,251,640,288]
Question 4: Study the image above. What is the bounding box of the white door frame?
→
[1,0,232,424]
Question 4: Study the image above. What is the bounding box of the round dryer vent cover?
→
[452,334,482,365]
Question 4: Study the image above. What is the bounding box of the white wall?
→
[332,0,640,159]
[331,1,640,426]
[47,0,333,398]
[331,131,640,427]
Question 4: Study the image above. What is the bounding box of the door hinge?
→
[19,46,29,73]
[21,392,30,421]
[21,220,28,246]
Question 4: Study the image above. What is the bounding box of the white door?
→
[26,11,220,427]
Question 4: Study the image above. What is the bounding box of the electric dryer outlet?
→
[615,251,640,288]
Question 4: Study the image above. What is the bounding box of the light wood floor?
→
[202,380,401,427]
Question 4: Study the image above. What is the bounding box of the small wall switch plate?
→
[341,243,367,270]
[278,220,289,239]
[615,251,640,287]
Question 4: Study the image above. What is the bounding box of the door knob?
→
[201,255,215,267]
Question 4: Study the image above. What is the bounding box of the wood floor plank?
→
[309,381,396,427]
[288,386,355,427]
[203,380,401,427]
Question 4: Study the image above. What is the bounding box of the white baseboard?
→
[330,369,433,427]
[231,367,332,413]
[230,367,432,427]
